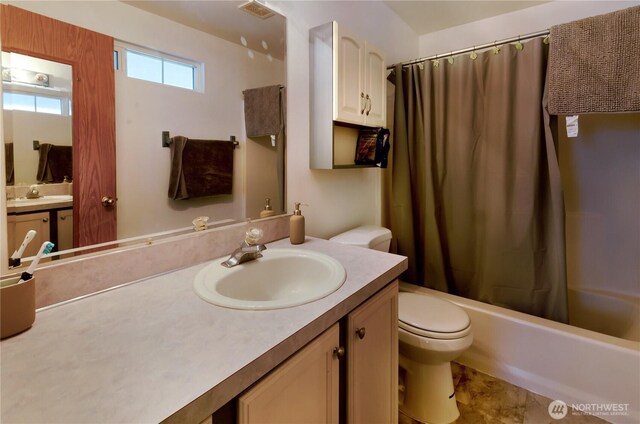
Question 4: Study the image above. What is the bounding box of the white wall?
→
[418,1,638,57]
[7,1,284,238]
[560,114,640,297]
[271,1,419,239]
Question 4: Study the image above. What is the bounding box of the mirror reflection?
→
[4,53,74,260]
[1,1,286,272]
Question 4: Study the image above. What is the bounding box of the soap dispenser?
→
[289,202,306,244]
[259,198,275,218]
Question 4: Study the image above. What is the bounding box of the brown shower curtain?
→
[391,38,568,322]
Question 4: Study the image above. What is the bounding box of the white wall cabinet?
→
[237,281,398,424]
[310,21,387,169]
[334,24,386,127]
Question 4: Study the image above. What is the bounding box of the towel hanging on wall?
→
[36,143,72,183]
[548,5,640,114]
[168,136,234,200]
[243,85,284,141]
[5,142,14,185]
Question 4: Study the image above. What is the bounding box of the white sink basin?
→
[193,248,346,310]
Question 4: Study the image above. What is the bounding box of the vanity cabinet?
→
[310,21,387,169]
[238,323,340,423]
[237,281,398,424]
[56,209,74,252]
[6,211,51,259]
[347,280,398,423]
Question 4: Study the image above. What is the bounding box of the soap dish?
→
[1,276,36,339]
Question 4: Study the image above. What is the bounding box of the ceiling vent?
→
[238,0,276,19]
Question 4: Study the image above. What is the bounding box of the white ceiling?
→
[123,1,549,59]
[123,1,286,60]
[383,1,549,35]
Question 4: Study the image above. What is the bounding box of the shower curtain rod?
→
[387,29,550,70]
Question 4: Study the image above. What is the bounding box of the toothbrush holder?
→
[1,276,36,340]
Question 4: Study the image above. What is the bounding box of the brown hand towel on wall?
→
[168,136,234,200]
[36,143,72,183]
[243,85,283,137]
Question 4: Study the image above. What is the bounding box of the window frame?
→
[2,86,71,116]
[114,41,204,93]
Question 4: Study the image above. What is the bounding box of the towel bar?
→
[162,131,239,149]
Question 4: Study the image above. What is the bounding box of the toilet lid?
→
[399,292,470,338]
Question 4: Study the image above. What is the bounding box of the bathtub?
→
[568,287,640,342]
[400,282,640,424]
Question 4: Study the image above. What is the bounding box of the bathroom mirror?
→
[1,1,286,273]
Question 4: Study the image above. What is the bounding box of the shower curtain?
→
[390,38,568,322]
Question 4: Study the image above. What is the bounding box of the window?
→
[117,43,201,92]
[3,92,65,115]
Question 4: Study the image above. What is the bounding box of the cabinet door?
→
[57,209,74,255]
[347,280,398,424]
[9,212,51,261]
[334,24,365,125]
[364,43,387,127]
[238,323,340,424]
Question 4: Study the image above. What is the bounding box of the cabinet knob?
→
[42,218,49,223]
[333,346,345,359]
[60,216,66,221]
[355,327,366,339]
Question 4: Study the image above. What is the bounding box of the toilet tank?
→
[329,226,392,252]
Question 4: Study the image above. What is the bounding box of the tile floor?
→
[399,363,609,424]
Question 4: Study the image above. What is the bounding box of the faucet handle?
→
[245,227,264,245]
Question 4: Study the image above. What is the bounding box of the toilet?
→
[330,226,473,424]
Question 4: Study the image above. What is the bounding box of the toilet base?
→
[399,356,459,424]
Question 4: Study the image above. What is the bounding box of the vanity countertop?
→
[0,237,407,423]
[6,195,73,214]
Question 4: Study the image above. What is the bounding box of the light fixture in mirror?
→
[1,1,286,274]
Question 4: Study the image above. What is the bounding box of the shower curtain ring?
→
[493,40,501,55]
[448,51,454,65]
[516,35,524,51]
[433,54,440,68]
[470,46,478,60]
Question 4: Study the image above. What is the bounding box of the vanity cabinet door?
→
[238,323,340,424]
[57,209,74,252]
[7,212,51,260]
[347,280,398,424]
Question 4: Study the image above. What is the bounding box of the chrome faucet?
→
[221,227,267,268]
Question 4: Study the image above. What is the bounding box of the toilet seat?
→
[399,292,471,340]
